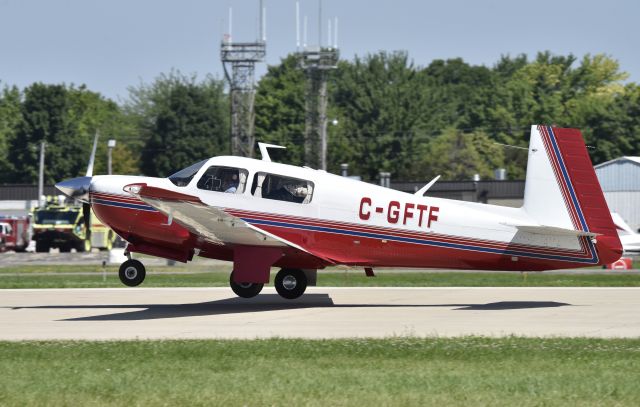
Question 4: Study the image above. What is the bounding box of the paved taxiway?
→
[1,287,639,340]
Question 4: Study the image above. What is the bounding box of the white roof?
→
[594,156,640,169]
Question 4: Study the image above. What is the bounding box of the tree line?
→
[0,51,638,185]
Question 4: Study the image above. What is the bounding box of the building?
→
[595,157,640,232]
[0,184,57,217]
[392,180,525,207]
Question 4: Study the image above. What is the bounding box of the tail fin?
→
[523,125,622,265]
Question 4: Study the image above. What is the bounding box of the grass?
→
[0,264,640,288]
[0,337,639,406]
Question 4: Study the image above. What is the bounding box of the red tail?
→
[550,128,622,264]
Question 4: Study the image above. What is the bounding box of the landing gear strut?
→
[275,268,307,299]
[119,259,146,287]
[229,272,264,298]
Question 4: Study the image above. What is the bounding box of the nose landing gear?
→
[118,259,146,287]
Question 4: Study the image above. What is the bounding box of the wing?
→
[129,184,335,263]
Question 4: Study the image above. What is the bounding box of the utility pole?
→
[297,0,339,170]
[107,139,116,175]
[37,141,46,207]
[221,1,266,157]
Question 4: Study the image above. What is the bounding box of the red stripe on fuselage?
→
[225,208,592,259]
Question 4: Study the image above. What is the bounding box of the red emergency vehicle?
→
[0,216,31,252]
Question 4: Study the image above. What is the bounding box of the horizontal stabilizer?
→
[510,224,600,238]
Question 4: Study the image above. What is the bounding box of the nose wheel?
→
[229,272,264,298]
[119,259,146,287]
[274,268,307,299]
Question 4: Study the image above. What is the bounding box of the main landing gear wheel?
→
[119,259,146,287]
[229,272,264,298]
[275,268,307,300]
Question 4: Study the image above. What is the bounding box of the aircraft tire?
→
[119,259,146,287]
[229,272,264,298]
[275,268,307,299]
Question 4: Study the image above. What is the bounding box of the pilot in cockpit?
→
[222,172,239,193]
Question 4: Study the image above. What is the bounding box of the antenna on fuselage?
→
[414,175,441,196]
[258,142,286,162]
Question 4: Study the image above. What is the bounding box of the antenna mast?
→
[221,1,267,157]
[297,0,339,170]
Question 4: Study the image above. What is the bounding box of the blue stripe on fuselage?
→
[92,198,157,212]
[242,217,599,264]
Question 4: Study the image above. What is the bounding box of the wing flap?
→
[129,184,333,263]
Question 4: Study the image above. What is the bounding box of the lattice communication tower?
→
[221,2,266,157]
[297,1,339,170]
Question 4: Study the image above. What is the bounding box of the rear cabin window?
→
[251,173,314,204]
[196,166,249,194]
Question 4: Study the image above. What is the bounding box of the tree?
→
[421,58,496,133]
[6,83,136,184]
[126,71,229,177]
[8,83,83,183]
[332,52,431,181]
[0,85,22,182]
[254,55,307,164]
[424,128,505,180]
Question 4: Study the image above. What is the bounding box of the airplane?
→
[56,125,623,299]
[611,212,640,254]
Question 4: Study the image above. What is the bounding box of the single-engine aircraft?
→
[56,125,622,299]
[611,212,640,254]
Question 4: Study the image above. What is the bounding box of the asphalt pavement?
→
[1,287,639,340]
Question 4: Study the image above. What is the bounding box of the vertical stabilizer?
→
[523,125,622,264]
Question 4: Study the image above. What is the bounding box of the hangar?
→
[595,156,640,232]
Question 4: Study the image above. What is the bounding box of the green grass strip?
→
[0,337,639,406]
[0,265,639,288]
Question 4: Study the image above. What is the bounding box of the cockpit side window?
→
[197,166,249,194]
[251,172,314,204]
[168,160,208,187]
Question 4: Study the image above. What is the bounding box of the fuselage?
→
[89,155,621,272]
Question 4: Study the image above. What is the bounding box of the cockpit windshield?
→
[168,160,208,187]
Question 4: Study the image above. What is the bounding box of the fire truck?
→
[31,197,115,253]
[0,216,31,252]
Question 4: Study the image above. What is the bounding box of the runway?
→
[1,287,639,340]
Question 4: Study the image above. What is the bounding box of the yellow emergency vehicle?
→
[31,196,115,253]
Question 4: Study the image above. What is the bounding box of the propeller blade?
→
[85,131,100,177]
[83,203,91,239]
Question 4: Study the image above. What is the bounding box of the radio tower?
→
[297,0,339,170]
[221,1,266,157]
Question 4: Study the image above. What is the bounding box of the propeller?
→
[55,131,99,201]
[85,130,99,177]
[83,200,91,242]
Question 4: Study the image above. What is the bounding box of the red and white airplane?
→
[56,125,622,299]
[611,212,640,254]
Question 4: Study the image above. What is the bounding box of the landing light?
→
[123,184,144,195]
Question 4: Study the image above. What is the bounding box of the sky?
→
[0,0,638,102]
